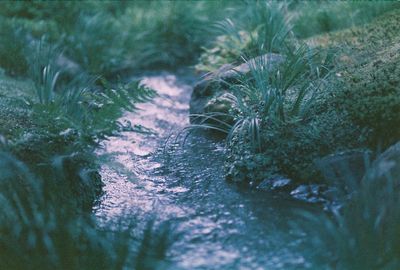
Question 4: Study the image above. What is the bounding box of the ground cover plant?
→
[193,1,400,185]
[1,0,400,269]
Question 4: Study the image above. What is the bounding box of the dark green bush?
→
[0,18,29,75]
[0,151,132,270]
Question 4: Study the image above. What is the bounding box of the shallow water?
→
[94,71,323,269]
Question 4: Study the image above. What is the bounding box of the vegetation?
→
[0,0,399,269]
[193,2,400,186]
[300,146,400,269]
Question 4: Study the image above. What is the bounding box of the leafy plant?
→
[0,151,131,270]
[199,45,332,151]
[299,157,400,269]
[28,40,61,104]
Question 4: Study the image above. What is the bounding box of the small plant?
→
[194,45,332,151]
[29,40,61,104]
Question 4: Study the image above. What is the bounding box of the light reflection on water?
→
[94,71,322,270]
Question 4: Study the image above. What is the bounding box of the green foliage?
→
[196,1,293,72]
[135,221,177,270]
[0,17,29,75]
[206,7,400,185]
[64,13,128,76]
[337,56,400,148]
[225,108,365,184]
[299,160,400,269]
[292,1,400,39]
[0,1,242,76]
[29,41,61,104]
[220,45,331,151]
[0,151,131,270]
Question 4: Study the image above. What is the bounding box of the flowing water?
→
[94,71,323,269]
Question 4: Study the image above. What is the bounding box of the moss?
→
[0,72,101,210]
[337,55,400,147]
[226,107,367,184]
[225,10,400,185]
[319,10,400,147]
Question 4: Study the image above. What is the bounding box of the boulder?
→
[315,149,372,190]
[366,141,400,181]
[190,53,285,123]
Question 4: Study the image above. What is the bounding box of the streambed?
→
[94,71,324,269]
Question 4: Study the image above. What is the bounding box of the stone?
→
[256,176,292,191]
[315,149,371,189]
[366,141,400,181]
[290,184,326,203]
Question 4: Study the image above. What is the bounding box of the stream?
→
[94,71,324,270]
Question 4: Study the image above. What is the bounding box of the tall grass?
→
[191,44,333,151]
[25,41,156,145]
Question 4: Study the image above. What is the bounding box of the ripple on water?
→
[95,72,323,270]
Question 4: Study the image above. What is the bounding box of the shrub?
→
[0,18,29,76]
[0,151,131,270]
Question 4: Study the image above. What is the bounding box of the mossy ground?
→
[225,9,400,185]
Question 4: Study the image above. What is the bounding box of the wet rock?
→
[200,92,236,128]
[190,53,284,123]
[315,149,371,188]
[256,176,292,192]
[290,184,327,204]
[367,141,400,181]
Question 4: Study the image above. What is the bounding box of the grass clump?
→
[196,6,400,185]
[196,1,293,72]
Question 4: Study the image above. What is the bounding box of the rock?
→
[366,141,400,181]
[190,53,285,123]
[55,54,83,80]
[256,176,292,191]
[290,184,327,203]
[315,149,371,189]
[198,92,236,128]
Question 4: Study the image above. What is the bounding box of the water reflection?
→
[94,72,323,269]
